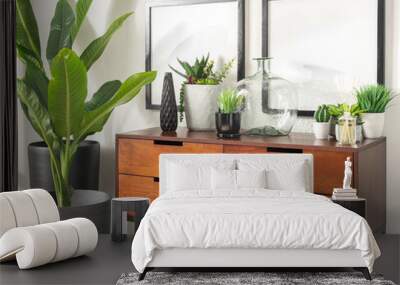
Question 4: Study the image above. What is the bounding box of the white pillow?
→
[211,168,236,190]
[167,163,210,191]
[236,169,267,189]
[238,159,308,191]
[266,161,307,191]
[211,169,267,190]
[167,160,235,192]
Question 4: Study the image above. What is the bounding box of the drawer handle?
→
[267,147,303,153]
[153,177,159,182]
[153,140,183,146]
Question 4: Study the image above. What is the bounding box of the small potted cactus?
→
[313,104,331,139]
[215,89,245,138]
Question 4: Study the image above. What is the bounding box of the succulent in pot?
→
[170,54,234,130]
[313,105,331,139]
[215,89,245,138]
[356,85,393,138]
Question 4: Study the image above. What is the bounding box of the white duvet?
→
[131,190,380,273]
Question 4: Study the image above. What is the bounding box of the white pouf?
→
[0,189,98,269]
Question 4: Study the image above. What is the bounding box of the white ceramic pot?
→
[361,113,385,139]
[184,84,221,131]
[312,122,330,139]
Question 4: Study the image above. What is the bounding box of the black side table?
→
[111,197,149,242]
[332,198,366,218]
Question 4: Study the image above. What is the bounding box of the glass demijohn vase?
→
[236,58,297,136]
[337,112,357,145]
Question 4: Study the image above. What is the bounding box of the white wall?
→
[384,0,400,234]
[18,0,399,233]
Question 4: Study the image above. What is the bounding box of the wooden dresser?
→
[116,127,386,232]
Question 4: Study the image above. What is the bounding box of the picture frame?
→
[145,0,245,110]
[262,0,385,117]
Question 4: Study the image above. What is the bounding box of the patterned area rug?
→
[117,272,396,285]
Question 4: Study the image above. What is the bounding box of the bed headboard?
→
[159,154,314,195]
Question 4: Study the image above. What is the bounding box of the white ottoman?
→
[0,189,98,269]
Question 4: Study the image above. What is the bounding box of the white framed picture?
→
[145,0,245,109]
[263,0,385,116]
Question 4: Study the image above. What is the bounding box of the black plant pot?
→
[215,112,241,138]
[54,190,110,234]
[28,140,100,192]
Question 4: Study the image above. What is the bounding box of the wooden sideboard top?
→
[117,127,386,152]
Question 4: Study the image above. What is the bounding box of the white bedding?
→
[131,190,380,273]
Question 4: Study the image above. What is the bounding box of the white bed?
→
[131,154,380,280]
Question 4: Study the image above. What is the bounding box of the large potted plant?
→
[356,85,393,138]
[16,0,156,228]
[170,55,233,130]
[215,89,245,138]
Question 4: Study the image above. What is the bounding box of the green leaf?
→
[48,48,87,138]
[16,0,42,66]
[71,0,93,43]
[46,0,75,62]
[25,62,49,108]
[80,12,133,70]
[84,80,122,135]
[17,79,59,151]
[77,71,156,141]
[85,80,121,111]
[17,44,43,71]
[169,65,187,79]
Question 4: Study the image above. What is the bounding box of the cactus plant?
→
[314,105,331,122]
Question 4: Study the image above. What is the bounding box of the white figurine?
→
[343,157,352,190]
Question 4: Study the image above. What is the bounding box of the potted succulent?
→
[356,85,393,138]
[16,0,156,229]
[215,89,245,138]
[170,55,233,130]
[313,105,331,139]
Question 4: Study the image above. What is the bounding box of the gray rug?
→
[117,272,396,285]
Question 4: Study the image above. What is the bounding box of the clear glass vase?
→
[337,112,356,145]
[236,58,298,136]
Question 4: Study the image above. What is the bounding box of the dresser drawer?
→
[223,145,267,153]
[118,175,159,201]
[118,139,222,177]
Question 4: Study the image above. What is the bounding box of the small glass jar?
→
[337,112,357,145]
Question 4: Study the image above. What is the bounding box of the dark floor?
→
[1,234,399,285]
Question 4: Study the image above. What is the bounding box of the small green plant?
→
[170,54,234,121]
[327,103,365,125]
[328,103,365,118]
[314,105,331,123]
[356,85,393,113]
[217,89,245,114]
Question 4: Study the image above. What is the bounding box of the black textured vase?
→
[160,72,178,132]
